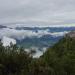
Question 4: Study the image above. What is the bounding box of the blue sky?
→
[0,0,75,26]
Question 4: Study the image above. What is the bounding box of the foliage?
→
[42,36,75,75]
[0,36,75,75]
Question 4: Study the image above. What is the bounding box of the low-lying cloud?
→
[1,36,16,46]
[0,28,68,40]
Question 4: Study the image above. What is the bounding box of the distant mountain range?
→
[0,25,75,57]
[0,25,7,28]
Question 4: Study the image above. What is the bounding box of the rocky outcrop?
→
[66,31,75,38]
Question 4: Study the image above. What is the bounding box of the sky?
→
[0,0,75,26]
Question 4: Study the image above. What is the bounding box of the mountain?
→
[0,32,75,75]
[0,26,75,57]
[66,31,75,38]
[15,27,75,53]
[41,33,75,75]
[0,25,7,28]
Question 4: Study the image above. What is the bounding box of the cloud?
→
[1,36,16,46]
[0,28,69,40]
[25,46,47,58]
[51,31,68,37]
[6,24,75,28]
[0,0,75,25]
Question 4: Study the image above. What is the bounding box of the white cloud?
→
[51,31,69,37]
[0,28,69,40]
[1,36,16,46]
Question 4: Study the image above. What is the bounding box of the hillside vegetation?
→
[0,35,75,75]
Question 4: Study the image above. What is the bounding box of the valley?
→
[0,25,75,57]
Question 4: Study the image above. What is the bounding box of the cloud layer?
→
[0,0,75,25]
[0,28,68,40]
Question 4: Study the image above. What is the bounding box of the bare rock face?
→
[66,31,75,38]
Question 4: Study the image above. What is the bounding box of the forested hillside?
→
[0,35,75,75]
[42,36,75,75]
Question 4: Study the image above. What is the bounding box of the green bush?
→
[0,36,75,75]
